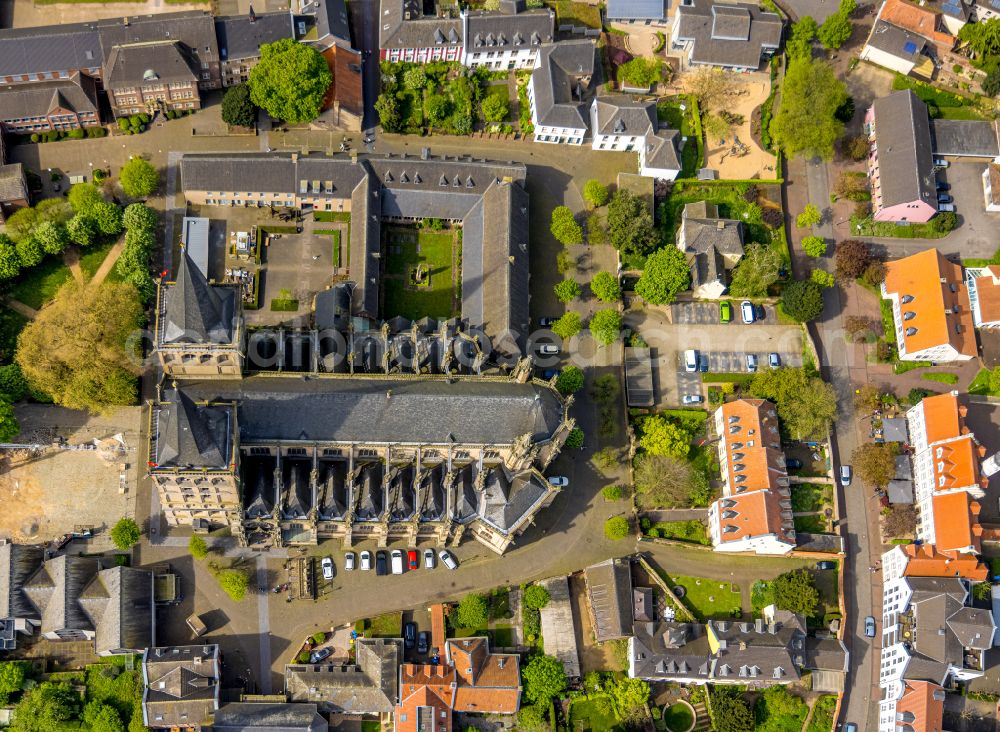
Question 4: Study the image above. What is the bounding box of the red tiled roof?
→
[894,680,945,732]
[932,492,982,553]
[900,544,989,582]
[715,490,793,546]
[718,399,787,494]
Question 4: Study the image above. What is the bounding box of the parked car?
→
[538,344,560,355]
[698,354,709,373]
[542,369,560,379]
[768,353,780,368]
[548,476,569,487]
[720,300,733,323]
[538,317,557,327]
[321,557,334,581]
[938,203,955,212]
[404,622,417,649]
[936,182,951,191]
[439,550,458,570]
[937,193,953,204]
[746,354,758,372]
[417,631,430,655]
[391,549,404,575]
[683,349,698,372]
[933,158,950,167]
[816,561,836,570]
[741,300,755,324]
[344,552,356,571]
[310,647,333,664]
[423,549,436,569]
[407,550,418,570]
[845,725,857,732]
[375,551,388,576]
[840,465,853,486]
[755,304,767,321]
[786,458,803,469]
[682,394,704,404]
[360,550,372,571]
[864,616,877,638]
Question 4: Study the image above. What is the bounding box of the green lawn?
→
[793,514,829,534]
[78,242,116,281]
[790,483,832,513]
[369,612,403,638]
[569,695,624,732]
[657,571,741,620]
[922,372,959,385]
[851,215,949,239]
[805,695,837,732]
[662,703,695,732]
[657,408,709,433]
[548,0,602,28]
[491,625,514,647]
[314,212,351,223]
[969,368,1000,396]
[10,256,72,309]
[489,587,512,620]
[892,73,986,119]
[383,226,456,320]
[270,298,299,312]
[656,96,703,178]
[648,520,710,545]
[316,228,342,267]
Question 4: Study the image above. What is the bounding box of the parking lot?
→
[624,301,805,406]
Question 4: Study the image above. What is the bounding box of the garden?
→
[632,411,718,515]
[382,222,458,320]
[892,73,988,120]
[751,568,839,630]
[656,570,742,620]
[657,96,704,179]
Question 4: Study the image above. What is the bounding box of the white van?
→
[938,203,955,213]
[390,549,404,575]
[683,349,698,372]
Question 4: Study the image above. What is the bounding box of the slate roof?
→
[531,40,595,129]
[142,645,221,729]
[161,251,237,345]
[930,118,1000,157]
[644,129,682,171]
[870,90,937,209]
[803,637,850,672]
[607,0,665,20]
[592,95,655,136]
[680,201,744,288]
[479,465,550,533]
[212,702,326,732]
[675,0,781,68]
[285,638,402,713]
[865,19,927,63]
[0,164,27,206]
[97,11,220,69]
[23,555,99,636]
[154,389,232,469]
[105,41,198,88]
[300,0,354,49]
[215,11,295,62]
[0,73,99,121]
[465,9,554,51]
[585,558,633,642]
[0,22,102,77]
[378,0,462,50]
[630,621,713,681]
[175,375,563,445]
[79,566,154,655]
[0,542,43,619]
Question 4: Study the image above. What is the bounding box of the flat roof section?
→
[931,119,1000,158]
[625,347,654,407]
[181,217,210,279]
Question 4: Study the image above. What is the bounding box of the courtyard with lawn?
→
[382,224,459,320]
[656,571,741,620]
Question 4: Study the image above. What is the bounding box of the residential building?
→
[639,129,682,180]
[606,0,666,24]
[285,638,403,714]
[584,558,633,643]
[0,142,29,223]
[527,40,595,145]
[462,4,555,71]
[879,0,956,53]
[0,541,44,648]
[882,249,977,361]
[904,391,987,552]
[881,543,989,584]
[967,264,1000,327]
[864,90,938,223]
[590,95,652,152]
[0,22,103,85]
[0,72,101,133]
[861,0,955,77]
[880,576,994,693]
[973,0,1000,22]
[707,399,794,555]
[215,10,295,86]
[378,0,464,63]
[300,0,364,129]
[141,645,221,729]
[670,0,782,71]
[675,201,744,299]
[212,702,326,732]
[878,680,946,732]
[939,0,971,34]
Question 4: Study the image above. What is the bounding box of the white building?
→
[461,6,554,70]
[526,40,594,145]
[590,96,682,180]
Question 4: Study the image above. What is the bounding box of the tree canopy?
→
[634,453,710,509]
[217,568,250,602]
[617,57,664,88]
[728,243,782,298]
[801,236,828,257]
[249,38,332,123]
[959,18,1000,57]
[781,279,825,322]
[589,309,622,346]
[455,593,488,628]
[591,271,621,303]
[189,535,209,560]
[481,94,509,124]
[555,366,584,395]
[583,179,609,208]
[0,662,27,705]
[554,278,581,303]
[853,442,899,488]
[119,157,159,199]
[796,204,822,228]
[110,517,140,550]
[607,190,658,256]
[771,569,821,617]
[749,367,837,440]
[221,83,257,127]
[16,280,142,414]
[638,415,690,459]
[770,57,848,160]
[522,654,567,704]
[817,10,852,49]
[710,687,754,732]
[11,682,79,732]
[634,246,689,304]
[523,585,551,610]
[834,239,872,279]
[552,312,582,340]
[550,206,583,245]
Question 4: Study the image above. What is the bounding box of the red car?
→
[407,550,418,570]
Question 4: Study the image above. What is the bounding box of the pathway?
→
[89,238,127,287]
[63,248,84,284]
[5,301,37,319]
[255,555,272,694]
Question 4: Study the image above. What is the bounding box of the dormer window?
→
[902,294,914,304]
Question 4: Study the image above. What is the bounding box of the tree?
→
[853,442,899,488]
[959,18,1000,57]
[0,235,20,280]
[984,67,1000,96]
[617,57,664,88]
[635,247,689,304]
[818,11,852,49]
[607,190,658,256]
[551,312,582,339]
[0,365,27,403]
[33,220,68,256]
[68,182,104,215]
[749,367,837,440]
[755,687,806,730]
[884,504,917,537]
[555,366,584,395]
[221,83,257,127]
[771,57,848,160]
[591,271,621,302]
[119,157,159,199]
[110,517,140,550]
[608,677,650,722]
[852,385,882,415]
[455,593,488,628]
[248,38,332,122]
[787,16,817,58]
[604,516,630,540]
[92,201,124,236]
[931,211,957,234]
[36,198,72,225]
[781,280,825,322]
[811,269,835,288]
[217,568,249,602]
[842,134,870,161]
[403,67,427,91]
[188,534,209,560]
[796,204,822,228]
[639,415,690,459]
[565,427,585,449]
[14,236,43,269]
[550,206,583,245]
[589,308,622,346]
[11,682,79,732]
[0,662,27,704]
[835,171,870,202]
[845,315,874,342]
[0,401,20,443]
[771,569,820,617]
[554,278,581,303]
[84,702,125,732]
[375,94,401,132]
[583,179,609,208]
[861,260,887,288]
[16,280,142,413]
[710,687,754,732]
[2,208,40,241]
[523,585,551,610]
[123,202,158,233]
[834,239,872,279]
[66,213,97,248]
[634,453,702,509]
[683,66,737,109]
[425,94,452,126]
[801,235,827,257]
[516,706,552,732]
[522,654,567,703]
[728,243,782,298]
[481,94,509,124]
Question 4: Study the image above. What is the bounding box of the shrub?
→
[604,516,630,540]
[555,366,584,394]
[523,585,551,610]
[602,484,623,501]
[188,535,209,560]
[796,204,822,228]
[565,427,585,449]
[297,651,311,663]
[801,235,827,257]
[583,179,609,208]
[554,278,582,303]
